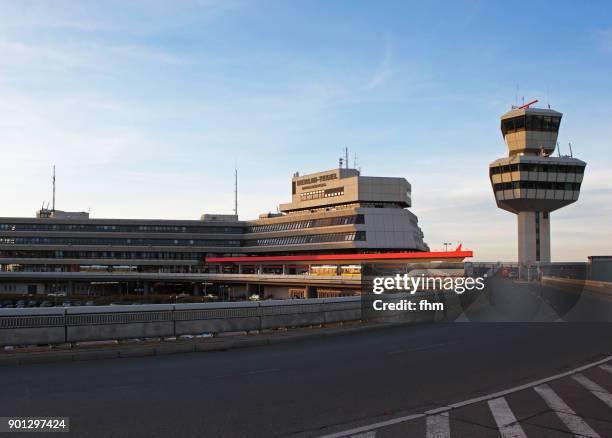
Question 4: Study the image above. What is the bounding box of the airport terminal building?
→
[0,166,469,300]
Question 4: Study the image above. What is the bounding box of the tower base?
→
[517,211,550,265]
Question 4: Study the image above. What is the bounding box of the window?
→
[246,215,364,233]
[501,115,561,136]
[243,231,365,247]
[492,181,581,192]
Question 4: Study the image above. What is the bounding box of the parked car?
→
[62,301,72,307]
[40,301,53,307]
[47,292,67,298]
[27,300,38,307]
[85,301,95,306]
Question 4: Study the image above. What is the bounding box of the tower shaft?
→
[517,211,550,264]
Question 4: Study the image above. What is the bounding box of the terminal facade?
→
[0,167,457,299]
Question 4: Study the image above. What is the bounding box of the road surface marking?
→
[487,397,527,438]
[318,414,424,438]
[599,363,612,375]
[425,413,450,438]
[349,432,376,438]
[317,355,612,438]
[534,384,600,438]
[572,373,612,409]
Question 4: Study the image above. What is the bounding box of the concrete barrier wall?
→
[0,298,362,346]
[0,293,470,346]
[0,308,66,346]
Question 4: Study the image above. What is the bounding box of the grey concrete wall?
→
[0,299,362,346]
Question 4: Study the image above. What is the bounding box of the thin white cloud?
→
[595,28,612,52]
[368,42,394,89]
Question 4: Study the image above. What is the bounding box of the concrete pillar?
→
[282,264,287,275]
[238,264,243,274]
[193,283,203,296]
[143,282,150,296]
[306,285,317,299]
[67,280,74,296]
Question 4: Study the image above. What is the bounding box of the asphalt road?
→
[2,281,612,437]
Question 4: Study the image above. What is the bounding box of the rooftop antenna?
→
[515,84,519,108]
[345,147,349,169]
[233,165,238,218]
[557,142,561,157]
[52,165,56,211]
[568,142,573,158]
[546,86,550,109]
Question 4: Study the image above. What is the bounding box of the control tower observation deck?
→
[489,101,586,264]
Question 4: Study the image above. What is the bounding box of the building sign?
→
[296,172,338,187]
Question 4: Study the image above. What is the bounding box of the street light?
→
[443,242,452,252]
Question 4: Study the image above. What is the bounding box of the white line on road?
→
[318,414,424,438]
[534,384,600,438]
[426,413,450,438]
[599,363,612,375]
[572,373,612,409]
[487,397,527,438]
[349,432,376,438]
[317,355,612,438]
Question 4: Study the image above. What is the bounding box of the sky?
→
[0,0,611,262]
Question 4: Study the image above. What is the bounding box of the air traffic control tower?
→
[489,100,586,265]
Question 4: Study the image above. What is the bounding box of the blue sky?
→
[1,0,611,261]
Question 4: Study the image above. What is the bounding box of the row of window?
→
[0,223,243,234]
[246,215,364,234]
[0,237,241,247]
[501,114,561,136]
[490,163,586,175]
[493,181,582,191]
[300,186,345,202]
[244,231,366,247]
[0,265,209,274]
[0,250,205,260]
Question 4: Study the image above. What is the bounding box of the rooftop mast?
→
[233,166,238,218]
[345,147,349,169]
[52,165,56,212]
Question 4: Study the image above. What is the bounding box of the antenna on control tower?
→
[52,165,56,211]
[233,164,238,218]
